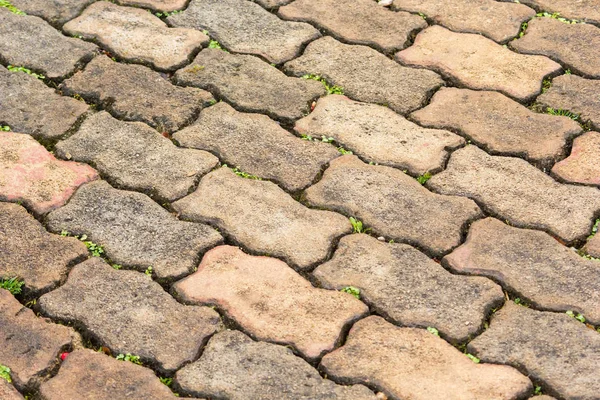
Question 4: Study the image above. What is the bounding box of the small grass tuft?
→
[7,65,44,80]
[340,286,360,299]
[566,310,586,323]
[546,107,580,121]
[153,10,181,18]
[0,125,10,131]
[349,217,370,234]
[0,0,25,15]
[536,11,581,24]
[159,377,173,386]
[222,164,262,180]
[302,74,344,95]
[427,327,440,336]
[77,234,104,257]
[116,353,142,365]
[0,365,11,383]
[0,277,24,295]
[416,172,432,185]
[466,353,480,364]
[145,266,153,276]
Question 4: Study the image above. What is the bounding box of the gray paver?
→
[9,0,96,27]
[498,0,600,25]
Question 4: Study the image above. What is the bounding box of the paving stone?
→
[254,0,294,8]
[0,131,98,216]
[176,330,376,399]
[499,0,600,25]
[320,316,533,400]
[115,0,187,12]
[11,1,94,27]
[173,102,338,192]
[0,203,88,296]
[444,217,600,325]
[0,380,24,400]
[468,302,600,400]
[0,66,89,143]
[428,145,600,243]
[0,8,97,80]
[60,56,214,134]
[55,112,219,202]
[410,88,581,164]
[172,168,351,270]
[396,25,561,102]
[38,258,221,373]
[39,349,180,400]
[278,0,426,53]
[0,289,75,391]
[173,246,368,361]
[314,235,502,342]
[45,180,222,280]
[551,131,600,186]
[304,155,482,256]
[167,0,319,64]
[392,0,535,43]
[175,49,325,123]
[294,95,463,175]
[284,37,444,115]
[584,234,600,258]
[512,17,600,78]
[537,74,600,131]
[63,1,208,71]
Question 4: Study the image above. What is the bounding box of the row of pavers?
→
[1,0,600,398]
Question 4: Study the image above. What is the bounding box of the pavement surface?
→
[1,0,600,399]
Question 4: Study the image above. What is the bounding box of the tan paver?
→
[10,0,95,27]
[584,234,600,258]
[0,379,24,400]
[499,0,600,24]
[551,131,600,186]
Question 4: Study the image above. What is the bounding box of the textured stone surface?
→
[444,217,600,324]
[0,380,24,400]
[176,330,376,400]
[0,203,88,295]
[392,0,535,43]
[60,56,214,133]
[173,168,351,270]
[0,66,88,142]
[116,0,187,12]
[500,0,600,25]
[39,349,180,400]
[55,112,219,202]
[320,316,532,400]
[304,155,482,256]
[254,0,292,8]
[45,180,223,280]
[584,234,600,258]
[284,37,443,115]
[9,0,95,26]
[396,25,561,102]
[551,131,600,186]
[0,131,98,216]
[314,234,503,343]
[168,0,319,64]
[294,95,463,175]
[0,8,97,80]
[174,102,338,191]
[468,303,600,400]
[0,289,74,391]
[512,17,600,78]
[537,74,600,131]
[410,88,581,163]
[278,0,426,52]
[428,145,600,243]
[174,246,368,361]
[175,49,325,123]
[63,1,208,71]
[38,258,221,373]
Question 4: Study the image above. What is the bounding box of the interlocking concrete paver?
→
[284,37,444,115]
[173,246,368,361]
[320,316,533,400]
[468,302,600,400]
[173,102,338,192]
[115,0,187,12]
[60,56,214,134]
[410,87,581,163]
[537,74,600,131]
[313,234,503,343]
[38,258,221,373]
[391,0,535,43]
[0,379,24,400]
[172,168,351,270]
[168,0,319,64]
[0,289,75,392]
[39,349,180,400]
[428,145,600,243]
[584,234,600,258]
[45,180,223,280]
[512,17,600,78]
[0,66,89,143]
[294,95,464,175]
[304,155,482,256]
[499,0,600,25]
[396,25,562,102]
[175,49,325,123]
[176,330,376,400]
[0,203,88,296]
[0,8,97,80]
[9,0,95,27]
[0,131,98,216]
[551,131,600,185]
[278,0,426,53]
[63,1,208,71]
[444,217,600,324]
[55,112,219,202]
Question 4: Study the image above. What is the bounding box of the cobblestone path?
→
[1,1,600,399]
